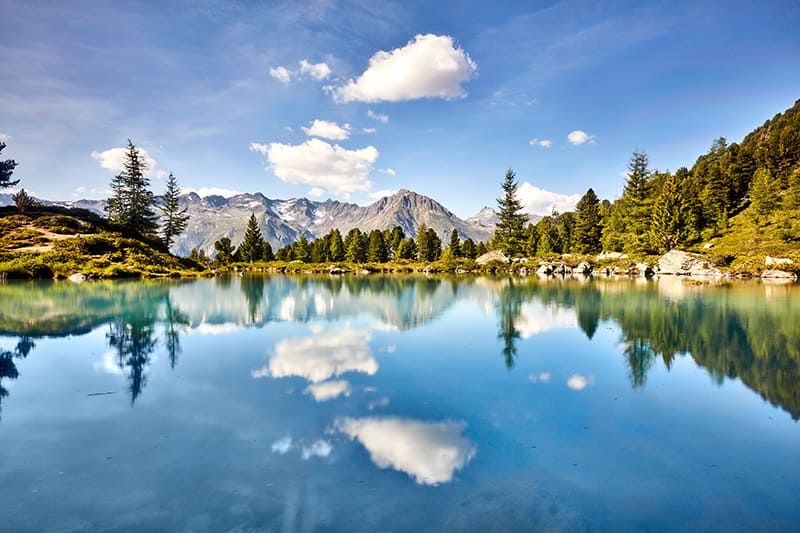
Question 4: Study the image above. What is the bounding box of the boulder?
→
[635,262,654,278]
[576,262,592,275]
[68,273,86,283]
[702,243,714,249]
[761,269,798,281]
[536,264,553,276]
[597,251,629,261]
[766,256,794,267]
[475,250,509,265]
[656,250,723,277]
[555,263,573,275]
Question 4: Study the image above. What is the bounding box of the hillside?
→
[0,206,200,279]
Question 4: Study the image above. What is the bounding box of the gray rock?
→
[476,250,510,265]
[635,262,655,278]
[68,273,86,283]
[765,256,794,266]
[761,269,798,281]
[576,262,592,275]
[597,251,629,260]
[656,250,723,277]
[536,264,553,276]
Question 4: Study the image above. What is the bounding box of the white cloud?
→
[91,145,166,178]
[252,327,377,383]
[302,439,332,460]
[515,302,578,338]
[269,66,291,83]
[368,189,398,200]
[271,60,330,84]
[335,417,476,485]
[308,187,325,198]
[271,436,293,454]
[367,110,389,124]
[517,182,581,215]
[567,373,594,391]
[182,187,243,198]
[332,34,477,103]
[567,130,595,145]
[367,396,390,411]
[529,138,552,148]
[304,379,351,402]
[528,372,551,383]
[299,59,331,80]
[301,119,351,140]
[249,139,377,197]
[362,127,377,134]
[382,168,396,176]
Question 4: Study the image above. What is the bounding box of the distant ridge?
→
[1,190,504,256]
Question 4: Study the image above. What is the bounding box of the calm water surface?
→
[0,275,798,532]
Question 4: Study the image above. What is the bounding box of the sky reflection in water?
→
[0,275,799,531]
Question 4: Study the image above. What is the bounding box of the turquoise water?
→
[0,275,798,531]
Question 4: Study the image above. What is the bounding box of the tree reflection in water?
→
[0,336,34,418]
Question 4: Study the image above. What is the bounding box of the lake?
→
[1,275,798,532]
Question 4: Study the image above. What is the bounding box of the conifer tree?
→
[785,166,800,210]
[160,173,189,248]
[346,228,367,262]
[239,213,265,262]
[261,241,274,261]
[12,189,33,213]
[389,226,405,258]
[0,142,19,189]
[448,229,461,257]
[367,230,388,262]
[650,173,687,252]
[416,224,430,261]
[494,168,528,257]
[329,229,345,261]
[476,241,488,256]
[621,151,653,252]
[396,238,417,260]
[573,188,602,254]
[750,167,780,221]
[105,140,158,236]
[427,228,442,260]
[461,238,477,259]
[293,235,311,262]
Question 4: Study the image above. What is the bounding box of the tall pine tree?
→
[367,230,388,262]
[621,151,653,252]
[239,213,265,262]
[650,173,687,252]
[494,169,528,257]
[448,229,461,257]
[160,173,189,248]
[573,188,602,254]
[0,142,19,189]
[105,140,158,236]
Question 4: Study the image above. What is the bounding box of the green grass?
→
[689,200,800,275]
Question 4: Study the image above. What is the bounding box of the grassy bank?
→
[0,207,203,279]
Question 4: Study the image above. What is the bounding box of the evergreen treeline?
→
[207,220,489,267]
[493,99,800,257]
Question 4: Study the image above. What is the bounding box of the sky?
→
[1,0,799,218]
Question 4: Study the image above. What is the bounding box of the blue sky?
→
[1,0,799,217]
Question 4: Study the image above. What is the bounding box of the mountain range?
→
[1,189,512,256]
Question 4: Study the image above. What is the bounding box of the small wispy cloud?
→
[567,130,595,145]
[529,138,552,148]
[367,109,389,124]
